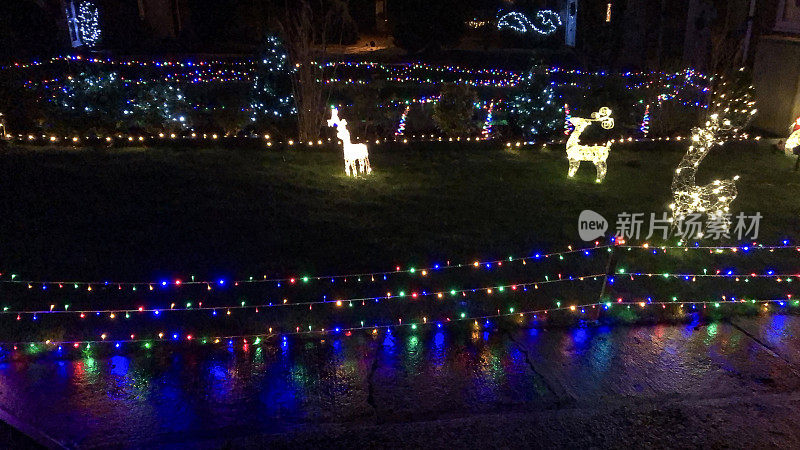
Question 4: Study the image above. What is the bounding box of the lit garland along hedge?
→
[7,55,711,139]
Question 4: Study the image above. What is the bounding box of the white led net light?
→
[77,1,101,48]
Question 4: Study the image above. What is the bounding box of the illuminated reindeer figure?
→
[566,107,615,183]
[785,117,800,156]
[327,107,372,177]
[670,114,739,229]
[0,112,6,139]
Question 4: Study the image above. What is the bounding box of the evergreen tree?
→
[46,71,127,133]
[508,65,563,140]
[128,83,191,133]
[250,34,295,127]
[433,84,477,136]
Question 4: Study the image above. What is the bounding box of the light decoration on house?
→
[785,116,800,155]
[327,107,372,176]
[467,18,492,29]
[670,71,757,231]
[497,10,562,35]
[76,1,101,48]
[566,107,615,182]
[640,104,650,136]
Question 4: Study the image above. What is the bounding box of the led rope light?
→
[482,101,494,139]
[497,10,562,35]
[640,104,650,136]
[395,104,410,136]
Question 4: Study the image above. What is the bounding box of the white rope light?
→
[497,10,562,35]
[566,107,614,183]
[327,107,372,177]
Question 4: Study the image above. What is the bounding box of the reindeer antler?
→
[590,107,615,129]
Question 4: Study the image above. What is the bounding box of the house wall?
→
[138,0,182,39]
[753,35,800,134]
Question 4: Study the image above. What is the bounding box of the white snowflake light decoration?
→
[566,107,614,183]
[77,1,101,48]
[327,107,372,177]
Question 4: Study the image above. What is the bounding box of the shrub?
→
[433,84,477,137]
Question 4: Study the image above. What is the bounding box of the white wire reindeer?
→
[670,114,739,229]
[327,107,372,177]
[0,112,6,139]
[785,118,800,155]
[566,107,615,183]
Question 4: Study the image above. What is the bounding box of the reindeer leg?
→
[595,160,607,183]
[568,159,580,177]
[363,156,371,174]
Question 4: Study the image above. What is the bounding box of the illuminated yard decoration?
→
[77,1,101,48]
[0,112,6,138]
[327,107,372,177]
[671,114,739,230]
[497,10,562,35]
[785,117,800,154]
[566,107,614,183]
[670,71,757,231]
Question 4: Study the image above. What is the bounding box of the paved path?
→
[2,315,800,448]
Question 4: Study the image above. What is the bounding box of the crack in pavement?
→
[729,319,800,379]
[501,328,575,406]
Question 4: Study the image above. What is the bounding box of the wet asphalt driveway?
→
[2,315,800,448]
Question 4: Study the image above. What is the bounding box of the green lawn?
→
[1,140,798,280]
[1,140,800,342]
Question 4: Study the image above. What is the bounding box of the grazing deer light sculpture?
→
[566,107,615,183]
[327,107,372,177]
[670,114,740,230]
[670,71,757,232]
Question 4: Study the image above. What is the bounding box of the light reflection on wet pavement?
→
[2,316,800,447]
